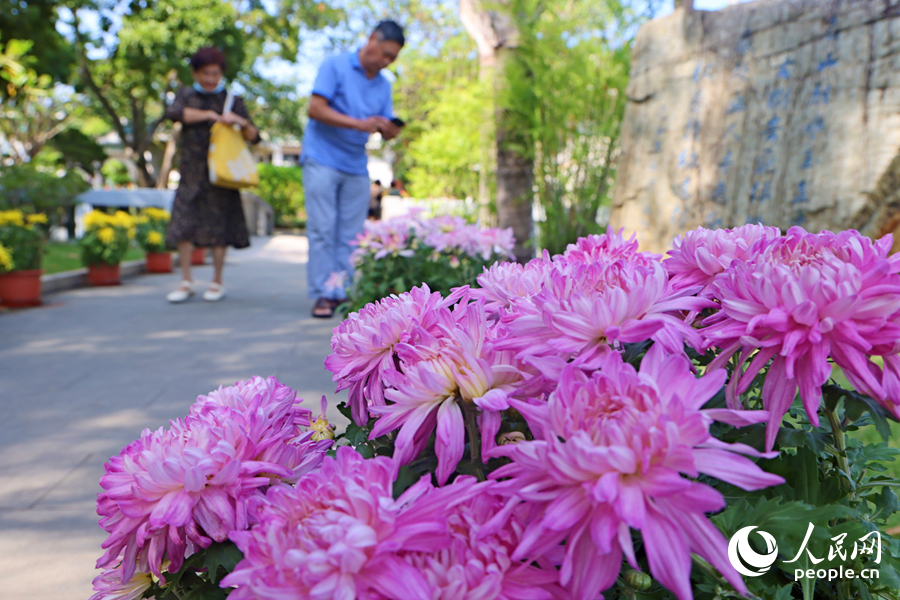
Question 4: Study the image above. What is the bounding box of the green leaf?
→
[874,557,900,591]
[792,445,820,505]
[871,488,900,522]
[202,541,243,584]
[773,583,794,600]
[392,464,420,499]
[355,443,375,459]
[336,401,353,421]
[829,385,895,442]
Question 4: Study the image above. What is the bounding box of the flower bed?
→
[345,211,514,312]
[92,225,900,600]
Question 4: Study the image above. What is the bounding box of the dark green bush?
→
[0,163,89,226]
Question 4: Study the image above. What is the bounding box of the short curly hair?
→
[190,47,226,72]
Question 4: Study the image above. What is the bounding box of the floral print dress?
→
[164,86,259,249]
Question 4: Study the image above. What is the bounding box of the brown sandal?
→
[312,297,336,318]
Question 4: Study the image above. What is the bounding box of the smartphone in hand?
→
[390,117,406,128]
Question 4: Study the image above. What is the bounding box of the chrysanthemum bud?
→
[623,569,652,591]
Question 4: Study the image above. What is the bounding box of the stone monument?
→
[610,0,900,253]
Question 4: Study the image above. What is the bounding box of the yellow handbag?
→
[208,91,259,189]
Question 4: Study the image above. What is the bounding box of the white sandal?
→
[167,280,194,303]
[203,282,225,302]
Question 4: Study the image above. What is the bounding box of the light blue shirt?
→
[301,50,393,176]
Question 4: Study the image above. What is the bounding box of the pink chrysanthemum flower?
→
[470,258,551,315]
[665,224,781,294]
[487,346,784,600]
[191,375,312,429]
[370,301,536,483]
[469,225,516,260]
[399,493,569,600]
[326,284,467,424]
[96,380,330,583]
[351,218,417,263]
[497,258,712,377]
[420,214,471,253]
[222,447,478,600]
[557,226,661,268]
[89,563,154,600]
[702,227,900,450]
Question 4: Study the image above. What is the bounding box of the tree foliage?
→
[0,0,75,85]
[498,0,638,255]
[72,0,246,186]
[67,0,342,187]
[0,38,82,164]
[392,29,489,200]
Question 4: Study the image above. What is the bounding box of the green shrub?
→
[0,163,89,225]
[101,159,132,187]
[345,214,514,313]
[256,163,304,225]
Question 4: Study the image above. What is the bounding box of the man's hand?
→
[357,116,390,134]
[379,120,401,140]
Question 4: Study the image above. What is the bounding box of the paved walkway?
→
[0,235,348,600]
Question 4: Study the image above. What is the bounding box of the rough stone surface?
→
[610,0,900,253]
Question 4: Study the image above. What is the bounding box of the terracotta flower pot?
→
[0,269,42,307]
[146,252,173,273]
[191,247,206,266]
[87,263,121,286]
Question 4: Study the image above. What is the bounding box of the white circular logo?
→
[728,526,779,577]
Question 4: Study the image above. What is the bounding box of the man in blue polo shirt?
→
[302,20,404,318]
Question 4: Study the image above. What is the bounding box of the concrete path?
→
[0,235,348,600]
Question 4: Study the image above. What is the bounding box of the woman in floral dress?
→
[164,47,259,303]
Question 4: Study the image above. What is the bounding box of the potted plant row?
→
[79,210,134,286]
[135,208,173,273]
[0,209,46,307]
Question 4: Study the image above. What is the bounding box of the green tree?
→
[404,76,492,199]
[503,2,632,255]
[388,21,489,200]
[460,0,663,258]
[0,38,82,164]
[72,0,245,187]
[48,128,108,173]
[242,78,307,144]
[70,0,342,187]
[0,0,75,85]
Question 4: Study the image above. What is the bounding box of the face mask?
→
[193,81,225,95]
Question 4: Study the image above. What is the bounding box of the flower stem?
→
[462,401,486,481]
[825,407,854,498]
[691,555,762,600]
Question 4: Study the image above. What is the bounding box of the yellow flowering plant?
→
[79,210,133,266]
[0,243,14,273]
[135,208,170,254]
[0,209,46,271]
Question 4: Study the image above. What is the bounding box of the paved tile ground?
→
[0,234,348,600]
